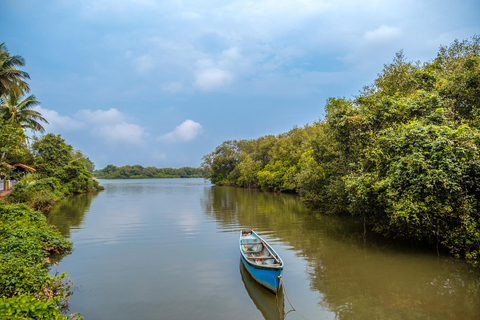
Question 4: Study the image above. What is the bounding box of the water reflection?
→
[240,260,285,320]
[205,186,480,319]
[46,192,98,237]
[46,180,480,320]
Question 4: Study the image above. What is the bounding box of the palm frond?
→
[0,93,48,133]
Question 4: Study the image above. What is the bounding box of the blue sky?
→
[2,0,479,169]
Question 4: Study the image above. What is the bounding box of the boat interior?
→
[241,231,281,267]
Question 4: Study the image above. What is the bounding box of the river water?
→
[47,179,480,320]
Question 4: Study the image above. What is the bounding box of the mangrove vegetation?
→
[202,36,480,266]
[94,164,205,179]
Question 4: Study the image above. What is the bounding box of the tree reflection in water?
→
[204,186,480,319]
[46,192,98,238]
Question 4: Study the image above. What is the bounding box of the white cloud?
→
[33,106,83,132]
[194,68,233,91]
[77,108,126,124]
[191,48,243,91]
[76,108,146,146]
[94,122,146,146]
[158,119,202,142]
[30,106,147,147]
[133,54,154,75]
[364,25,402,44]
[221,47,241,63]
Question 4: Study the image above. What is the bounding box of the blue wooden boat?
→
[239,230,284,294]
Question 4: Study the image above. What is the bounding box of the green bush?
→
[0,255,48,297]
[0,294,84,319]
[6,179,64,211]
[0,204,75,319]
[0,205,72,295]
[60,160,97,194]
[0,295,67,320]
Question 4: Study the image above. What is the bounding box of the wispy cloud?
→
[364,25,402,44]
[78,108,146,146]
[93,122,146,145]
[132,54,154,75]
[33,106,83,131]
[158,119,202,143]
[194,68,233,91]
[192,47,241,91]
[77,108,126,124]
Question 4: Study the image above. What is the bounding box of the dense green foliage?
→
[31,134,99,192]
[1,42,46,163]
[0,295,82,320]
[0,205,81,320]
[0,123,33,165]
[202,36,480,266]
[94,164,205,179]
[0,44,95,318]
[4,134,103,211]
[0,93,47,134]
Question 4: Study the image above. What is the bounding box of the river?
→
[47,178,480,320]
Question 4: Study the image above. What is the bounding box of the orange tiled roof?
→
[13,163,36,172]
[1,162,15,169]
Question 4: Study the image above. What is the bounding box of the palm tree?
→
[0,42,30,97]
[0,93,48,133]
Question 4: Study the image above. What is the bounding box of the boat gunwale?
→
[239,230,284,270]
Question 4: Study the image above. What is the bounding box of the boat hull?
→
[239,230,284,294]
[240,255,283,293]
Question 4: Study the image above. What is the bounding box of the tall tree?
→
[0,43,30,97]
[0,93,48,133]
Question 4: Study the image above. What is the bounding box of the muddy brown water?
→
[47,179,480,320]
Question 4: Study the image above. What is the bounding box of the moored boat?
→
[239,230,284,294]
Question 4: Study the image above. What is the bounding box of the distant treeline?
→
[202,36,480,266]
[94,164,206,179]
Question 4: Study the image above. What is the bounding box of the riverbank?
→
[0,204,82,319]
[3,176,103,212]
[0,180,101,319]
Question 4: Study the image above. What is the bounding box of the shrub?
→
[0,205,72,296]
[6,179,65,211]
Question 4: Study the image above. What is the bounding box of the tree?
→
[0,122,31,162]
[72,149,95,172]
[32,134,74,177]
[0,43,30,97]
[31,133,100,194]
[201,141,240,184]
[0,93,47,133]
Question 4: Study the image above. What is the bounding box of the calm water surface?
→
[47,179,480,320]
